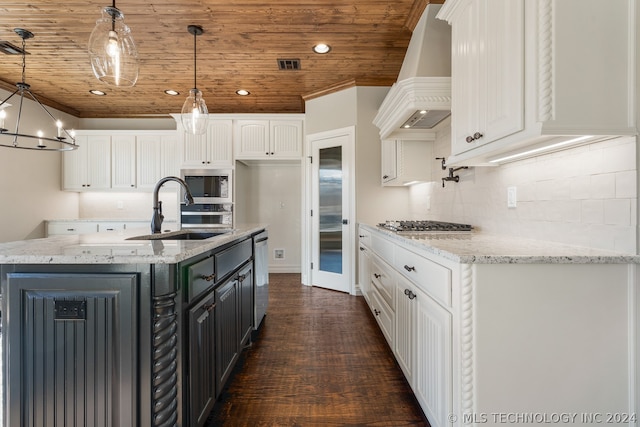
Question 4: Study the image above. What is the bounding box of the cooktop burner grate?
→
[378,220,473,233]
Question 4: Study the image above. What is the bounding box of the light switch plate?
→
[507,186,517,208]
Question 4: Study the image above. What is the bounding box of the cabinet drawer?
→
[370,254,395,309]
[394,245,452,308]
[214,238,252,280]
[97,222,125,233]
[187,256,216,302]
[369,287,394,348]
[46,222,98,236]
[371,232,394,265]
[358,226,371,247]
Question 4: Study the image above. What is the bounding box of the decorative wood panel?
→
[0,0,443,118]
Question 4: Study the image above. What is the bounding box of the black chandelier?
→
[0,28,78,151]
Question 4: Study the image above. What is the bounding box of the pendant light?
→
[181,25,208,135]
[0,29,77,151]
[88,0,139,87]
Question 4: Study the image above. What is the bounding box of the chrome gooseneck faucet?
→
[151,176,194,234]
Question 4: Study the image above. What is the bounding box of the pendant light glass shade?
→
[181,88,208,135]
[88,5,139,87]
[181,25,208,135]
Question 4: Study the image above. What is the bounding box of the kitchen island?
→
[359,224,639,427]
[0,224,267,427]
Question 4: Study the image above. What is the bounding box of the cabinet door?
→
[63,135,89,190]
[111,134,136,189]
[381,139,397,183]
[215,277,239,394]
[358,243,372,304]
[413,288,452,427]
[481,0,524,144]
[238,263,254,346]
[451,0,524,156]
[234,120,270,159]
[160,133,181,177]
[188,291,216,427]
[86,135,112,189]
[270,120,302,158]
[136,135,163,190]
[394,277,414,384]
[450,0,481,155]
[4,272,137,427]
[206,120,233,167]
[182,132,209,167]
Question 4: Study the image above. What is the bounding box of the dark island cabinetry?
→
[1,228,266,427]
[3,272,138,427]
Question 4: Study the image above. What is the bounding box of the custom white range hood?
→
[373,4,451,140]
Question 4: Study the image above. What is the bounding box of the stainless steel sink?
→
[127,230,232,241]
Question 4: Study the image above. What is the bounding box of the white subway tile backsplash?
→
[604,199,632,226]
[589,173,616,199]
[581,200,605,224]
[418,135,637,253]
[615,170,637,198]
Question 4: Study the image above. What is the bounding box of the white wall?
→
[408,123,637,253]
[0,88,79,242]
[235,161,302,272]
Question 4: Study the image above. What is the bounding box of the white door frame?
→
[302,126,356,294]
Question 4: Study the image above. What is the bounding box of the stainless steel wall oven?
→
[180,169,233,228]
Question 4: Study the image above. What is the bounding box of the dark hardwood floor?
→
[205,273,429,426]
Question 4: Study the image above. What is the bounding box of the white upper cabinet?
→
[234,119,303,160]
[182,119,233,168]
[269,120,303,158]
[64,131,179,191]
[438,0,637,165]
[63,135,111,190]
[111,134,137,189]
[381,138,434,186]
[137,133,180,190]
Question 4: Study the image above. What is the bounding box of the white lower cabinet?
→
[361,224,456,426]
[412,281,451,427]
[394,254,452,427]
[359,224,636,427]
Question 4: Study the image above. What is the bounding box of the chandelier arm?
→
[24,89,75,141]
[14,87,25,145]
[0,88,20,108]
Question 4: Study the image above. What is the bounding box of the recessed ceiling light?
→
[89,89,106,96]
[313,43,331,54]
[164,89,180,96]
[236,89,250,96]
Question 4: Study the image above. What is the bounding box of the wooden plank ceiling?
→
[0,0,443,118]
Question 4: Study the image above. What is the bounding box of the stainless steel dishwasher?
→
[253,230,269,329]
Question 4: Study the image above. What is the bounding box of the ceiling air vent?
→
[278,59,301,70]
[0,41,27,55]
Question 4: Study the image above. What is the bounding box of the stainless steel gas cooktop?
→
[378,220,473,233]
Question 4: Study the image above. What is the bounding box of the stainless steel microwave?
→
[180,169,232,204]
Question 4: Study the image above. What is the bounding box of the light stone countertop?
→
[361,223,639,264]
[0,224,267,265]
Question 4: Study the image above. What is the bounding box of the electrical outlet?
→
[507,186,517,208]
[274,249,285,259]
[117,200,124,209]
